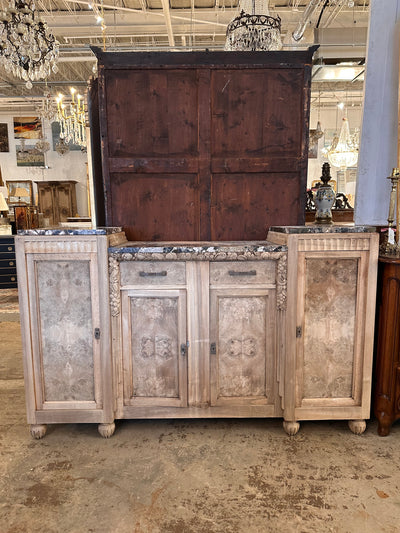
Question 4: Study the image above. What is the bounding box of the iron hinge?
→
[210,342,217,355]
[94,328,101,340]
[296,326,302,338]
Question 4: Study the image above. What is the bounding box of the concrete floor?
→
[1,294,400,533]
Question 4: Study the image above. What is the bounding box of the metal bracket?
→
[296,326,302,338]
[94,328,101,340]
[210,342,216,355]
[180,341,189,356]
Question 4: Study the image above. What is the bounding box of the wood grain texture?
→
[121,288,187,408]
[210,288,276,408]
[374,257,400,435]
[302,258,358,399]
[36,260,95,402]
[95,51,313,240]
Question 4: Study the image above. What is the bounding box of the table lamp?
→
[11,187,29,204]
[0,191,9,225]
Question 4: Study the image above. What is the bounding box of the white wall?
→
[355,0,400,225]
[0,114,89,216]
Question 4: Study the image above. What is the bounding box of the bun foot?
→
[283,420,300,436]
[348,419,366,435]
[30,424,47,439]
[98,422,115,438]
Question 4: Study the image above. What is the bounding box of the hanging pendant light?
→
[0,0,59,89]
[225,0,282,51]
[327,117,358,170]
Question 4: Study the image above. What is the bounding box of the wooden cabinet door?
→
[294,251,370,415]
[24,252,105,415]
[210,288,277,409]
[121,289,188,408]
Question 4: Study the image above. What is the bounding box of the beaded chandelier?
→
[0,0,59,89]
[225,0,282,51]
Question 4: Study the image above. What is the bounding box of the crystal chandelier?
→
[35,91,57,121]
[0,0,59,89]
[55,137,70,156]
[327,117,358,170]
[225,0,282,51]
[310,91,324,144]
[56,87,86,147]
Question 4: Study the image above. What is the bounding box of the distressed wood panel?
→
[210,260,276,286]
[303,258,358,399]
[211,69,303,158]
[211,173,303,240]
[110,173,200,241]
[105,70,199,158]
[36,260,95,402]
[120,261,186,287]
[96,50,314,240]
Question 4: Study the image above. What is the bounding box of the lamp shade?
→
[0,192,9,212]
[0,186,7,199]
[11,187,29,198]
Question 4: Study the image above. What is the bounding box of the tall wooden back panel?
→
[91,48,316,241]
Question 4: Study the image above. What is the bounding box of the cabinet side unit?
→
[15,228,126,438]
[268,226,379,435]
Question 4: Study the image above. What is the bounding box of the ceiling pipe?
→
[292,0,322,42]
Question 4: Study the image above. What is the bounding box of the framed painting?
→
[6,180,33,205]
[0,123,9,152]
[14,117,42,139]
[15,143,45,167]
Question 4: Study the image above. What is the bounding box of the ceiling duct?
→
[292,0,322,41]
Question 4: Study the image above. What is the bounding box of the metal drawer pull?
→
[9,261,14,266]
[11,277,16,282]
[228,270,257,276]
[8,246,12,251]
[139,271,168,277]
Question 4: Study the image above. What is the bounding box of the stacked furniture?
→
[0,235,17,289]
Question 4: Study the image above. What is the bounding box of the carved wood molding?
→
[298,237,372,252]
[276,254,287,311]
[109,256,121,317]
[109,250,287,311]
[25,240,97,254]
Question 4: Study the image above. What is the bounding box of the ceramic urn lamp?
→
[314,162,335,225]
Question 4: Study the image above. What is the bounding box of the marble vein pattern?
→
[303,258,358,399]
[269,225,376,234]
[36,260,95,402]
[18,227,122,236]
[108,242,288,315]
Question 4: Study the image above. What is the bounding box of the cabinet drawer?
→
[210,261,276,285]
[120,261,186,286]
[0,243,15,254]
[0,265,17,275]
[0,273,17,284]
[0,258,16,269]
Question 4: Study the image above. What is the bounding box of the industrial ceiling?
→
[0,0,370,110]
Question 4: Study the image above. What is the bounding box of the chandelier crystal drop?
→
[0,0,59,89]
[327,117,358,170]
[56,87,86,147]
[225,0,282,51]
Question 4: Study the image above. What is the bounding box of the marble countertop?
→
[109,241,287,260]
[269,225,377,234]
[18,227,123,236]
